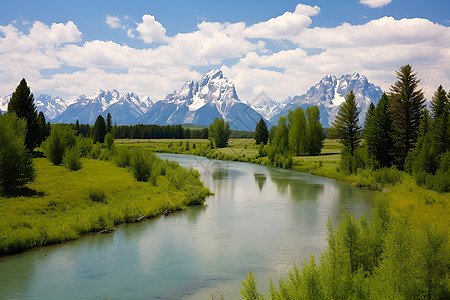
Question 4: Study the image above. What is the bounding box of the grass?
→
[0,156,211,255]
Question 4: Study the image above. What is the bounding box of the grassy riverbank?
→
[0,156,211,256]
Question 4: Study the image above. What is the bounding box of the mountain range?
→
[0,70,383,130]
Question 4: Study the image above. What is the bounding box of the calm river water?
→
[0,153,374,299]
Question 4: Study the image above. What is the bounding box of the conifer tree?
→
[7,79,40,151]
[365,93,393,167]
[106,113,112,133]
[253,118,269,145]
[288,107,306,155]
[388,65,425,169]
[93,115,107,143]
[37,111,47,145]
[332,90,361,156]
[430,85,449,156]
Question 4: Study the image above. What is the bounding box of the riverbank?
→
[0,156,211,256]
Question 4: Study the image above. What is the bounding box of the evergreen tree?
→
[208,118,231,148]
[92,115,107,143]
[254,118,269,145]
[75,119,80,136]
[363,103,376,135]
[430,85,449,156]
[365,93,394,167]
[288,107,306,155]
[305,106,324,156]
[388,65,425,169]
[37,111,47,145]
[7,79,40,151]
[0,113,35,191]
[106,113,112,133]
[332,90,362,156]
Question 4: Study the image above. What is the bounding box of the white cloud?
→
[244,3,320,40]
[360,0,392,8]
[136,14,168,44]
[106,15,122,29]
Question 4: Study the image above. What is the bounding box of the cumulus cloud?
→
[106,15,122,29]
[244,3,320,40]
[136,14,168,44]
[360,0,392,8]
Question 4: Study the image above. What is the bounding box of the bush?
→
[76,136,93,157]
[42,125,77,165]
[130,149,155,182]
[0,113,35,191]
[104,132,114,150]
[63,147,82,171]
[88,187,107,203]
[115,147,131,168]
[90,142,101,159]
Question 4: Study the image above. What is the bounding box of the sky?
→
[0,0,449,103]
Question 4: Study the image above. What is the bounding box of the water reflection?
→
[254,173,267,191]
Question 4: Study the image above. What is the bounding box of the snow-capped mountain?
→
[250,92,284,121]
[35,94,71,120]
[0,95,10,113]
[138,69,265,131]
[53,89,153,124]
[272,73,383,127]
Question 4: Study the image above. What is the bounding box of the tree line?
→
[332,64,449,192]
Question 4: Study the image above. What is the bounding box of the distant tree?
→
[272,116,289,153]
[365,93,394,168]
[7,79,40,151]
[92,115,107,143]
[288,107,306,155]
[254,118,269,145]
[75,119,80,136]
[106,113,112,133]
[305,106,324,155]
[37,111,47,145]
[388,65,425,169]
[430,85,449,156]
[332,90,362,156]
[0,113,35,191]
[209,118,231,148]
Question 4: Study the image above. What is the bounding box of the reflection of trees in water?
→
[212,168,229,180]
[254,173,267,191]
[269,174,290,195]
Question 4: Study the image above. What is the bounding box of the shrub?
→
[88,187,107,203]
[115,147,131,168]
[63,147,82,171]
[42,125,77,165]
[104,132,114,150]
[90,142,101,159]
[130,149,155,182]
[76,136,93,157]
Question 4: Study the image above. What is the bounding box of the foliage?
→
[430,85,449,156]
[115,147,132,168]
[305,106,324,155]
[106,112,112,133]
[63,147,82,171]
[254,118,269,145]
[104,132,115,150]
[209,117,231,148]
[0,113,35,192]
[88,187,107,203]
[42,124,77,165]
[389,64,425,169]
[332,90,362,157]
[130,149,155,182]
[240,271,264,300]
[272,117,289,154]
[7,78,41,151]
[288,107,306,155]
[92,115,107,143]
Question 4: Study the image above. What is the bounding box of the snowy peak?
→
[250,92,284,121]
[0,95,10,113]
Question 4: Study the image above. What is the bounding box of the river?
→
[0,153,374,299]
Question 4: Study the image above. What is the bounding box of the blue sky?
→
[0,0,449,102]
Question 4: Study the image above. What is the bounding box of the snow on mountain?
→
[0,95,10,113]
[272,73,383,127]
[53,89,152,124]
[249,92,284,122]
[139,69,265,131]
[35,94,69,120]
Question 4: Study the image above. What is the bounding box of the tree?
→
[0,113,35,192]
[93,115,107,143]
[75,119,80,136]
[430,85,449,156]
[364,103,376,132]
[254,118,269,145]
[104,132,115,150]
[388,65,425,169]
[106,113,112,133]
[272,116,289,153]
[365,93,394,167]
[305,106,324,156]
[332,90,362,156]
[37,111,47,145]
[7,79,40,151]
[42,125,77,165]
[288,107,306,155]
[208,118,231,148]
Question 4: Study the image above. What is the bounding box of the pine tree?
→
[253,118,269,145]
[93,115,107,143]
[332,90,362,156]
[75,119,80,136]
[288,107,306,155]
[430,85,449,156]
[106,113,112,133]
[37,111,47,145]
[7,79,40,151]
[388,65,425,169]
[365,93,393,167]
[364,103,376,135]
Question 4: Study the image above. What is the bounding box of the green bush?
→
[76,136,93,157]
[130,149,155,182]
[88,187,107,203]
[90,142,101,159]
[104,132,115,150]
[63,147,82,171]
[115,147,131,168]
[42,125,77,165]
